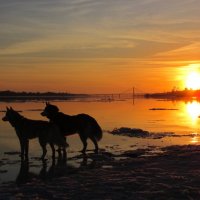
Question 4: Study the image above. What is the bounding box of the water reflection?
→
[186,101,200,123]
[16,157,76,184]
[2,98,200,161]
[190,135,199,144]
[3,98,200,184]
[15,153,100,185]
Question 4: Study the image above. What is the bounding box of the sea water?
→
[0,97,200,183]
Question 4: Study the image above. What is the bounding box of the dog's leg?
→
[56,136,67,157]
[50,143,55,159]
[57,147,62,157]
[90,136,99,154]
[40,144,47,160]
[79,134,87,154]
[24,140,29,160]
[65,137,69,148]
[19,139,25,160]
[39,139,47,160]
[62,137,67,159]
[62,146,67,160]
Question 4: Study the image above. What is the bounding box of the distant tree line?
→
[0,90,89,101]
[145,88,200,100]
[0,90,88,97]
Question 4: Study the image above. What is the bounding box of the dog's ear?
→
[10,107,14,111]
[6,106,9,111]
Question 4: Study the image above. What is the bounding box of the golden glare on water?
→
[186,101,200,123]
[190,135,199,144]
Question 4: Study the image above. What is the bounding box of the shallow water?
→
[0,97,200,183]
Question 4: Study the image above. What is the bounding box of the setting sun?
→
[186,71,200,90]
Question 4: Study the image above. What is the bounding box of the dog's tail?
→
[79,114,103,141]
[93,121,103,141]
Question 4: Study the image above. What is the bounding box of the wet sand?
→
[1,145,200,200]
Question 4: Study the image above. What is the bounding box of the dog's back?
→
[17,118,50,139]
[17,118,66,148]
[42,109,102,139]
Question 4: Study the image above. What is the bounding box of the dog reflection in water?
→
[2,107,67,160]
[15,155,90,184]
[16,158,69,184]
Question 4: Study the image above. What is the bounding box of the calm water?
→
[0,98,200,183]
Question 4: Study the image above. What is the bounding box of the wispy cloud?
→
[1,0,200,58]
[154,42,200,61]
[1,0,200,92]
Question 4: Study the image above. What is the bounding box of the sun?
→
[186,71,200,90]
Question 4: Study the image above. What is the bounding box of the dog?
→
[41,102,102,154]
[2,107,67,160]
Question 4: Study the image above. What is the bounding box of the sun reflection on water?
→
[190,135,199,144]
[186,101,200,123]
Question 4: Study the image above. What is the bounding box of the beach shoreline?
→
[1,145,200,200]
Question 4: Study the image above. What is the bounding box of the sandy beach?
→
[1,145,200,200]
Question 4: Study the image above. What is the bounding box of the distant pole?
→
[132,87,135,105]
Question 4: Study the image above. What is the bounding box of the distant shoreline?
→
[3,89,200,101]
[0,90,137,102]
[0,90,90,101]
[0,90,88,96]
[144,89,200,100]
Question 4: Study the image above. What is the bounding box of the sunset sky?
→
[1,0,200,93]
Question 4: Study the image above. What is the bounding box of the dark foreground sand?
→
[1,145,200,200]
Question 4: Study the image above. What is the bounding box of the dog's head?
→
[2,107,22,124]
[41,102,59,119]
[2,108,9,122]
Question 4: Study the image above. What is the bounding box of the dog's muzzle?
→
[2,116,8,121]
[41,111,46,116]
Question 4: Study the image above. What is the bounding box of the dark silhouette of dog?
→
[2,107,67,160]
[41,102,102,154]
